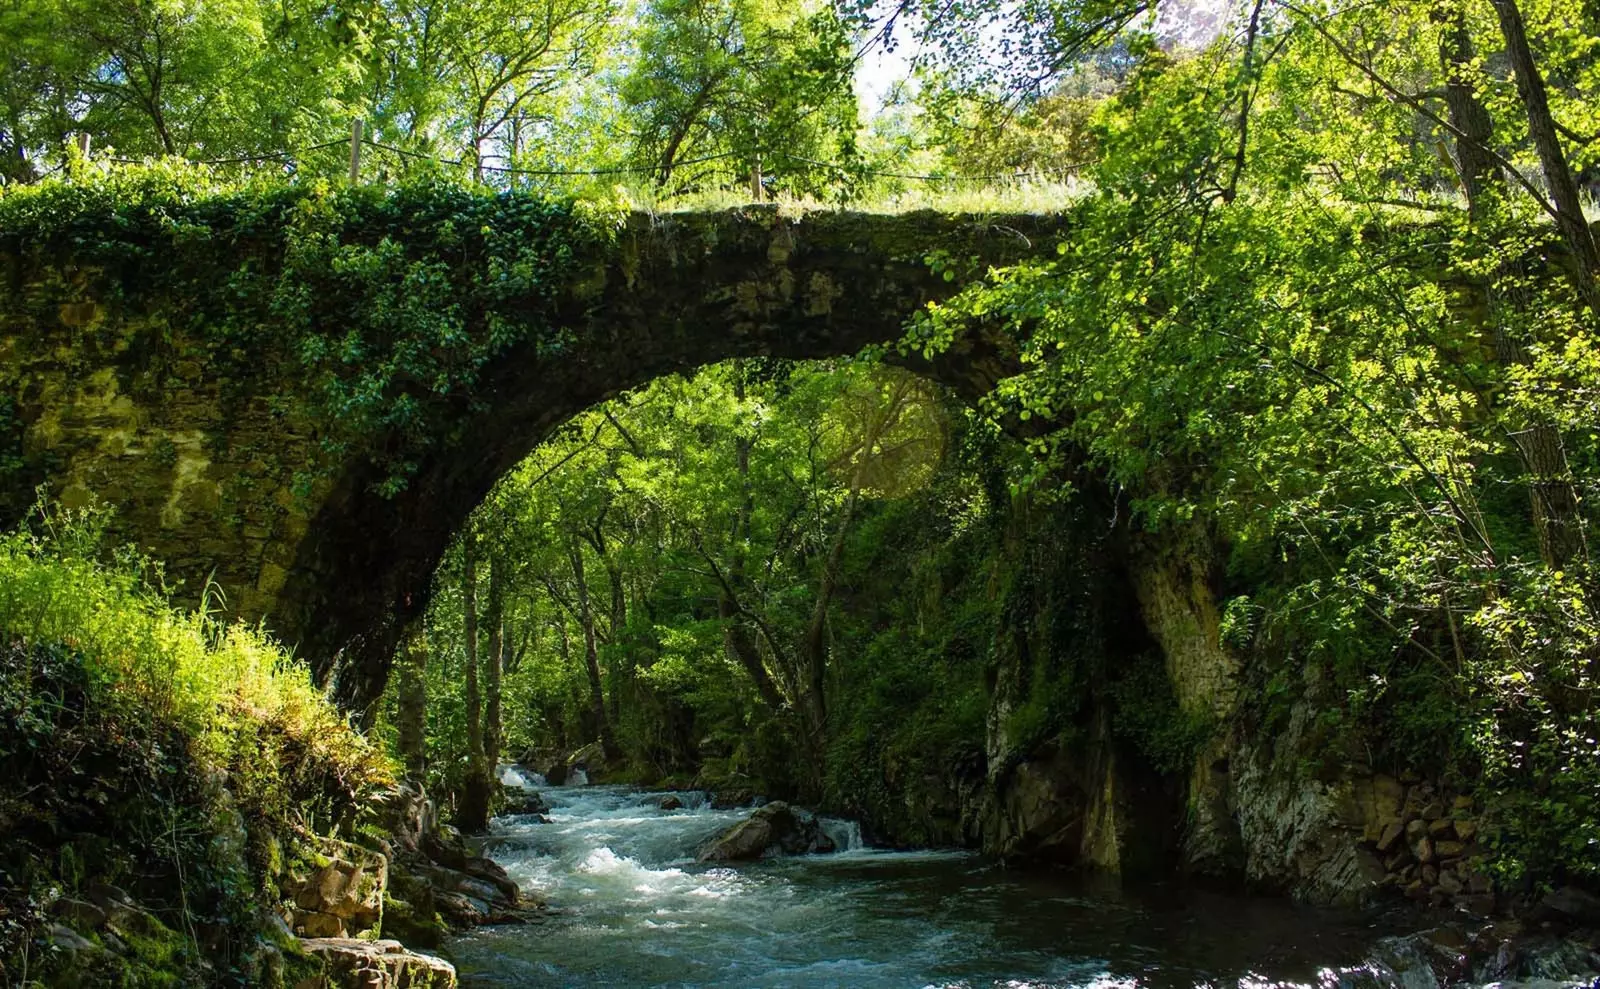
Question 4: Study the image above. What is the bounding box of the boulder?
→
[407,857,530,928]
[709,788,755,809]
[658,795,683,811]
[566,741,609,781]
[1375,821,1405,853]
[295,937,455,989]
[698,802,836,862]
[49,897,107,930]
[501,788,549,817]
[421,826,470,871]
[1539,886,1600,928]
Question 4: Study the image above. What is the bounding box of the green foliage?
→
[0,502,392,984]
[0,167,613,493]
[1106,656,1214,776]
[907,3,1600,884]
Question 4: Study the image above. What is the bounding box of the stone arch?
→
[2,204,1066,713]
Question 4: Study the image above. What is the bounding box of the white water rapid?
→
[447,782,1426,989]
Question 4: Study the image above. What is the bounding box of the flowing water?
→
[451,777,1418,989]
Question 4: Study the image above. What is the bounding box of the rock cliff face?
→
[850,505,1482,912]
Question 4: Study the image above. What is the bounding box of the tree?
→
[368,0,617,177]
[620,0,863,195]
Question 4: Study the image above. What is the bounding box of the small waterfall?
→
[498,764,547,789]
[820,816,865,853]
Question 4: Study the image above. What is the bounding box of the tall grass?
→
[0,502,387,781]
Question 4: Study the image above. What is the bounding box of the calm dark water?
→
[448,782,1408,989]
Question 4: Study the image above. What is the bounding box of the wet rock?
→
[46,922,99,953]
[84,882,134,910]
[1539,886,1600,928]
[49,896,107,930]
[421,826,471,871]
[658,795,683,811]
[1455,893,1496,918]
[1414,836,1435,864]
[698,802,836,862]
[462,857,522,903]
[102,898,166,941]
[405,857,530,929]
[1434,839,1465,860]
[1405,819,1429,841]
[710,787,755,809]
[1375,821,1405,853]
[566,741,609,781]
[501,788,549,817]
[295,937,455,989]
[1427,818,1454,839]
[1454,819,1478,843]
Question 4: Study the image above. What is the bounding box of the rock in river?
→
[698,801,835,862]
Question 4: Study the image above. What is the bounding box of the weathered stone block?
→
[295,937,455,989]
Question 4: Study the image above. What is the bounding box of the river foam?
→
[451,784,1413,989]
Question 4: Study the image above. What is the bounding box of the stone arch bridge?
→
[1,200,1065,713]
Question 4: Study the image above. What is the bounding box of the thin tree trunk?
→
[459,529,491,833]
[556,615,577,751]
[1490,0,1600,320]
[1437,13,1497,209]
[605,556,624,726]
[802,479,860,738]
[720,362,787,710]
[396,622,429,784]
[569,536,619,761]
[486,551,507,770]
[1442,9,1588,569]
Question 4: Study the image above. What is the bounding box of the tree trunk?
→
[1490,0,1600,320]
[720,593,787,710]
[396,622,429,784]
[459,529,491,833]
[485,551,507,771]
[605,557,625,727]
[720,362,788,710]
[1441,9,1589,569]
[556,615,578,751]
[802,482,858,737]
[1437,12,1497,210]
[569,535,620,762]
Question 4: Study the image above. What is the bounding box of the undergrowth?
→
[0,501,392,987]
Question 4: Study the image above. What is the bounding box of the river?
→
[447,777,1432,988]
